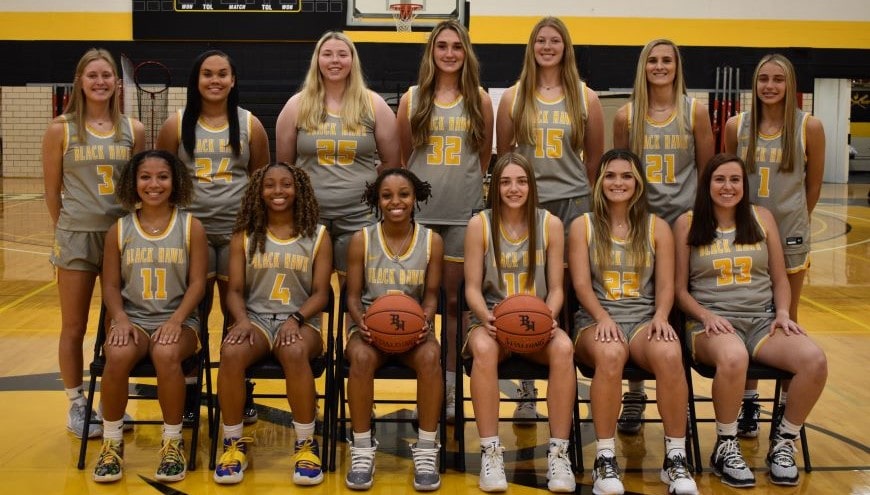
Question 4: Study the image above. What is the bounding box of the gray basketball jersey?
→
[512,82,590,203]
[57,117,136,231]
[118,209,197,328]
[472,209,550,324]
[175,107,252,235]
[736,110,811,254]
[575,213,656,325]
[628,96,698,224]
[295,98,378,220]
[405,86,484,225]
[688,208,775,318]
[361,222,433,311]
[244,224,327,331]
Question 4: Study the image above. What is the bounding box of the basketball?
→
[364,293,427,354]
[492,294,553,354]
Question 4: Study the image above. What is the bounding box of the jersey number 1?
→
[140,268,167,300]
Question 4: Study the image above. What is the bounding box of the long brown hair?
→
[487,152,540,291]
[745,54,800,173]
[62,48,123,144]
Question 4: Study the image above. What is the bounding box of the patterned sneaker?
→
[68,402,102,439]
[617,392,647,435]
[660,453,698,495]
[292,438,324,485]
[546,442,576,493]
[592,454,624,495]
[213,436,253,485]
[410,443,441,491]
[737,394,760,438]
[479,442,507,492]
[710,436,755,487]
[445,383,456,424]
[155,438,187,482]
[345,438,378,490]
[766,433,799,486]
[243,380,258,424]
[93,439,124,483]
[512,386,539,424]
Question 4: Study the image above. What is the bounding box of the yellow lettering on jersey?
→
[755,147,767,162]
[448,116,469,132]
[535,110,549,124]
[699,238,732,257]
[284,253,310,272]
[367,267,396,284]
[664,134,689,150]
[644,134,660,149]
[157,248,184,264]
[734,242,762,252]
[195,138,215,153]
[315,122,338,136]
[398,269,426,286]
[107,145,130,161]
[769,147,782,164]
[126,247,154,264]
[553,111,571,125]
[340,125,365,137]
[430,116,445,131]
[74,145,107,162]
[251,252,280,269]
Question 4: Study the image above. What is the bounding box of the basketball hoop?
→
[389,3,422,32]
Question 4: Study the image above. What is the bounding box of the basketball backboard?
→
[346,0,466,30]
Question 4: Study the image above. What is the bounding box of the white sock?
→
[480,436,499,450]
[777,417,802,438]
[353,430,372,448]
[417,428,437,449]
[222,422,244,441]
[162,422,183,441]
[65,387,86,406]
[549,437,569,453]
[716,421,738,437]
[628,380,645,394]
[596,438,616,457]
[293,420,316,442]
[103,418,124,441]
[665,436,687,459]
[743,389,758,400]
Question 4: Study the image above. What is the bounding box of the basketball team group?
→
[44,14,829,495]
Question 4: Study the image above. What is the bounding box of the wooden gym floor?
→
[0,177,868,494]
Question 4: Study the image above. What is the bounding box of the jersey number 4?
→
[269,273,292,305]
[194,157,232,183]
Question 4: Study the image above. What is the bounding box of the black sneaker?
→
[710,436,755,488]
[737,394,760,438]
[617,391,646,435]
[243,380,258,425]
[766,433,799,486]
[771,403,786,435]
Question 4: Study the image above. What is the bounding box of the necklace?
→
[138,212,167,235]
[386,224,414,261]
[540,84,561,90]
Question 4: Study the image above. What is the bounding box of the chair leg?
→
[209,402,222,471]
[76,375,100,470]
[686,372,703,473]
[456,367,466,473]
[800,425,811,472]
[573,381,584,472]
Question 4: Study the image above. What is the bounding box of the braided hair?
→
[234,162,320,258]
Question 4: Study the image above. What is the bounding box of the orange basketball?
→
[364,293,426,354]
[492,294,552,354]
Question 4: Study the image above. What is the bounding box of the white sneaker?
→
[410,443,441,491]
[445,383,456,424]
[592,453,624,495]
[345,439,378,490]
[660,453,698,494]
[512,386,538,424]
[546,442,576,492]
[68,402,101,439]
[479,443,507,492]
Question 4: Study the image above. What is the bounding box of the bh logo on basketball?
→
[390,313,406,332]
[519,314,535,332]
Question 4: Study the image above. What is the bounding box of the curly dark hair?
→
[234,162,320,258]
[362,168,432,220]
[116,149,193,211]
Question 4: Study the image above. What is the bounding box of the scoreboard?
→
[133,0,346,41]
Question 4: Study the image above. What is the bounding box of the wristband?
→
[290,311,305,326]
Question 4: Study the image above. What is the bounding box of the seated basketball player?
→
[463,153,576,493]
[95,150,207,483]
[344,168,444,491]
[569,149,696,495]
[214,163,332,486]
[674,154,827,488]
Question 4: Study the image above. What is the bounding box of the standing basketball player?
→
[157,49,270,424]
[276,31,400,276]
[464,153,575,493]
[397,19,493,424]
[569,149,697,495]
[344,169,443,491]
[674,154,827,488]
[724,54,825,438]
[95,150,207,483]
[496,16,605,419]
[42,48,145,439]
[612,38,715,434]
[214,163,332,486]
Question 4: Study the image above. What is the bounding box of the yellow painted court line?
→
[0,281,56,315]
[800,296,870,333]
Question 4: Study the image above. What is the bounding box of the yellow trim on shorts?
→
[785,253,810,274]
[444,254,464,263]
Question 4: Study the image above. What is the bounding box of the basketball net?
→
[390,3,421,32]
[133,61,171,149]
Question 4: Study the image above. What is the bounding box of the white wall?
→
[814,78,852,184]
